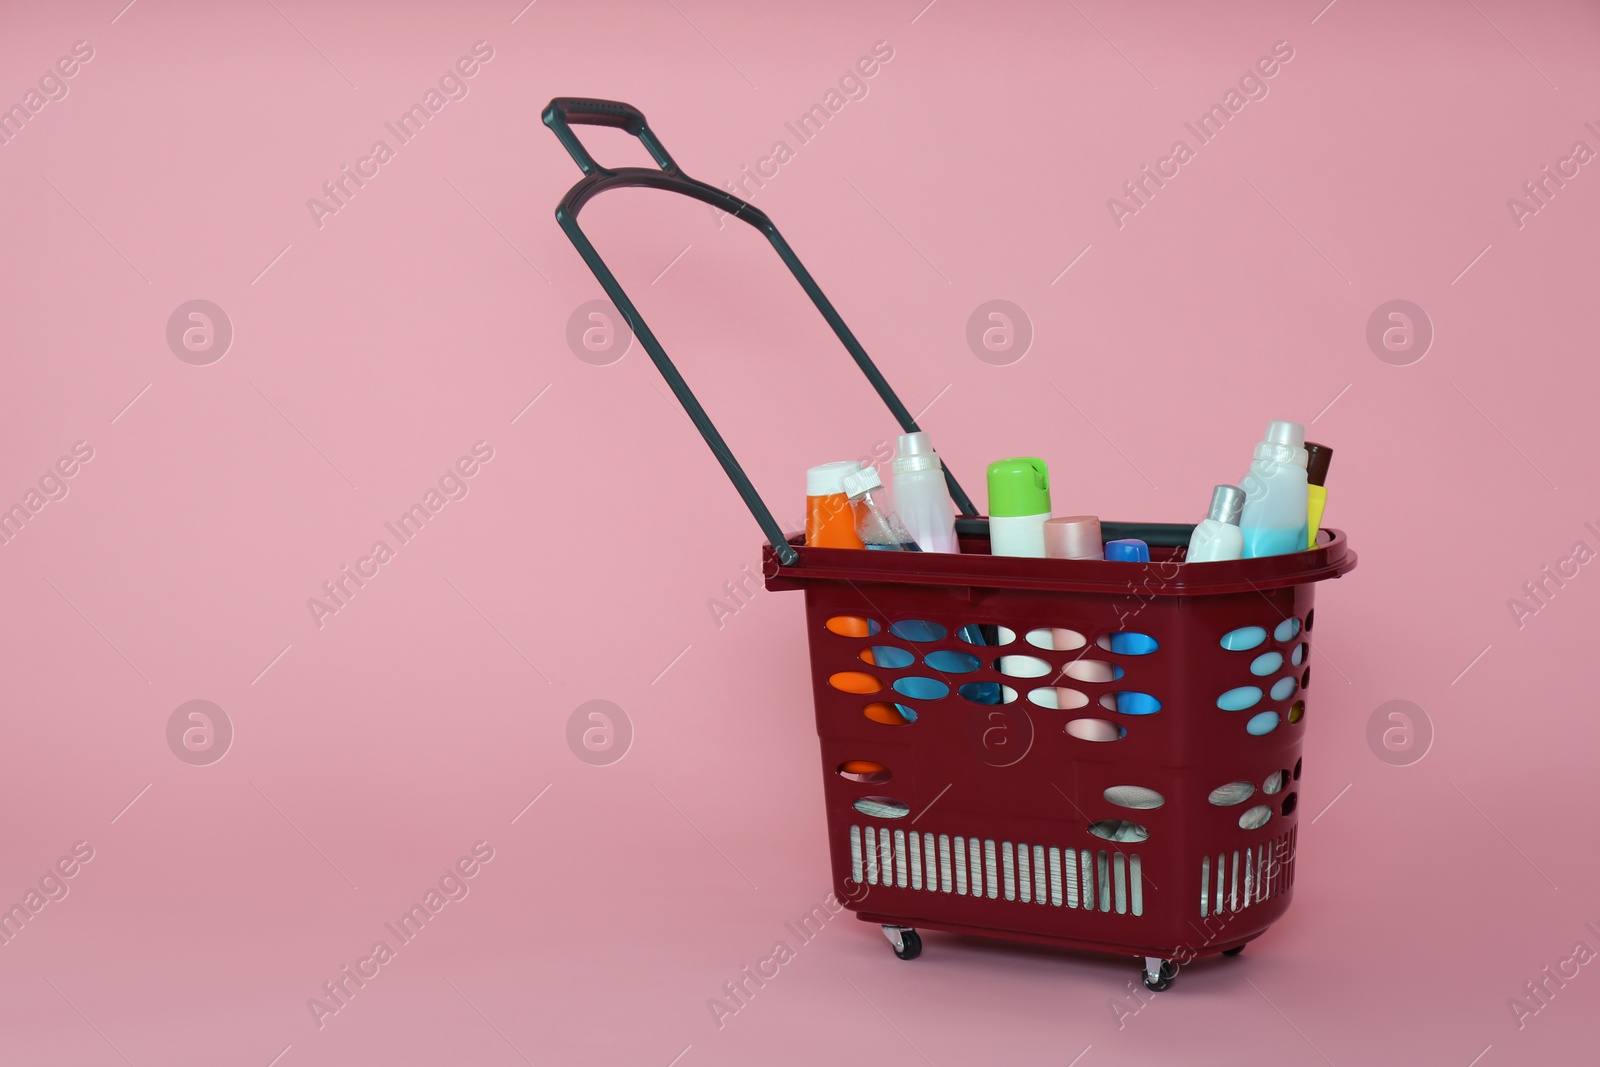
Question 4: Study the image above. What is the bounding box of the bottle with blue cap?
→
[1104,538,1160,715]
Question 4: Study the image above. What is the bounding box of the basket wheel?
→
[1141,957,1177,992]
[1223,945,1245,957]
[881,925,922,961]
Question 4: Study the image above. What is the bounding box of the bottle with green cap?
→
[986,457,1052,557]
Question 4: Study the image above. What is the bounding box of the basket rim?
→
[764,522,1355,597]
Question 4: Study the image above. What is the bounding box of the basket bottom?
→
[853,909,1259,963]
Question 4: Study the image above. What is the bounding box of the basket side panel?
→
[798,573,1321,958]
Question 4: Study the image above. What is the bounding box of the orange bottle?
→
[811,463,871,653]
[806,461,865,549]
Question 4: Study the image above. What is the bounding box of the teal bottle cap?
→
[986,457,1051,517]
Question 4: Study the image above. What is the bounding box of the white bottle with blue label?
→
[1237,420,1309,558]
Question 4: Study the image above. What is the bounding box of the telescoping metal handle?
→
[543,97,977,566]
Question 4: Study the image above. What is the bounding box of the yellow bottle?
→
[1305,442,1332,549]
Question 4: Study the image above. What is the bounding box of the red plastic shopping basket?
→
[545,98,1358,991]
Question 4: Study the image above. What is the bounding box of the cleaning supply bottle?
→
[986,458,1050,682]
[892,432,958,553]
[1044,515,1103,562]
[806,461,864,549]
[1304,442,1332,549]
[986,458,1051,557]
[886,437,999,700]
[1104,539,1160,715]
[842,466,921,551]
[1042,516,1103,667]
[1105,538,1151,566]
[1187,485,1245,563]
[1237,421,1309,558]
[841,464,952,712]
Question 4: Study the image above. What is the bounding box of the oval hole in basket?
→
[1246,711,1281,736]
[892,676,949,700]
[1088,820,1149,843]
[923,649,981,673]
[1065,659,1120,683]
[1027,627,1086,651]
[1287,700,1305,724]
[1209,781,1255,806]
[1220,625,1267,651]
[1238,805,1272,830]
[1066,718,1125,742]
[862,646,914,669]
[1217,686,1262,711]
[829,671,881,695]
[1271,676,1298,702]
[960,682,1017,704]
[1291,642,1306,666]
[993,654,1052,678]
[959,625,1015,646]
[888,619,946,642]
[1103,785,1165,810]
[853,796,910,819]
[1250,651,1284,676]
[863,702,916,725]
[836,760,891,784]
[825,615,880,638]
[1096,632,1160,655]
[1100,691,1161,715]
[1028,686,1089,710]
[1275,617,1302,642]
[1262,770,1286,795]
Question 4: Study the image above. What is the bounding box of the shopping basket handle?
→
[543,97,978,566]
[544,98,679,176]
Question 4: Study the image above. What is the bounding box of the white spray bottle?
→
[1187,485,1245,562]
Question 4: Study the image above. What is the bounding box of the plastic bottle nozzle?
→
[1208,485,1245,525]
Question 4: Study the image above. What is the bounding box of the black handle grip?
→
[544,98,979,565]
[546,97,644,130]
[543,97,677,176]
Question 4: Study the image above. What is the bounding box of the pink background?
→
[2,0,1597,1063]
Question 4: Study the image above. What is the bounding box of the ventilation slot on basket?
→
[848,825,1142,916]
[1199,826,1298,917]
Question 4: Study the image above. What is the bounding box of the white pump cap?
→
[840,465,884,499]
[893,431,942,474]
[807,460,861,496]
